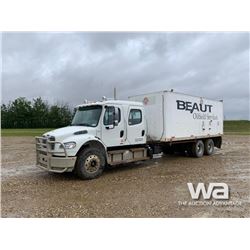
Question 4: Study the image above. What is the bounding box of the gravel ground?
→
[1,135,250,217]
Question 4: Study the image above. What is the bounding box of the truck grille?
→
[36,136,68,160]
[42,135,55,150]
[49,136,55,150]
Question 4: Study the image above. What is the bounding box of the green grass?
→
[1,120,250,136]
[1,128,53,137]
[224,120,250,135]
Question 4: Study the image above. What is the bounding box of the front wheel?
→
[75,148,105,180]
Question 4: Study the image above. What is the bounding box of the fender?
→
[77,138,108,159]
[61,134,107,158]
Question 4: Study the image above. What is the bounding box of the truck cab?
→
[36,100,148,179]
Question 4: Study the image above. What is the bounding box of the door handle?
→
[120,130,124,138]
[142,130,145,136]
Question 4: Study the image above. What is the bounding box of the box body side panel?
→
[164,92,223,140]
[129,91,223,142]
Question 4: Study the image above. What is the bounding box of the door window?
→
[128,109,142,125]
[103,106,121,125]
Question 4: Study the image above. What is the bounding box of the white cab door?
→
[126,106,146,145]
[101,105,125,147]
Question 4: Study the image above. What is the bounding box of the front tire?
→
[75,148,105,180]
[191,140,204,158]
[204,139,214,155]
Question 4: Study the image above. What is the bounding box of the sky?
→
[1,32,249,120]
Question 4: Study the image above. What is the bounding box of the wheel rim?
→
[208,141,213,153]
[197,144,202,154]
[84,155,101,173]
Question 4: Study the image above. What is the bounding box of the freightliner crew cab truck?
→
[36,90,223,179]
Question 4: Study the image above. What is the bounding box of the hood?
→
[44,126,96,141]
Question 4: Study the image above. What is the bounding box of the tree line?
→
[1,97,74,128]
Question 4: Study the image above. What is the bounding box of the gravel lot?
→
[1,135,250,217]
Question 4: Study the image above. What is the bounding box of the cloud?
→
[2,32,249,119]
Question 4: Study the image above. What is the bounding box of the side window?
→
[128,109,142,126]
[103,106,121,125]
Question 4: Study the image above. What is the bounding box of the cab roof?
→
[76,99,143,108]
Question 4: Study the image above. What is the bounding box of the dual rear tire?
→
[189,139,214,158]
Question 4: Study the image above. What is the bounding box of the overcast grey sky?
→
[1,32,249,120]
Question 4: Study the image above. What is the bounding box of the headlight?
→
[63,142,76,149]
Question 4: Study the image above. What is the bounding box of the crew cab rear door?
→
[126,106,146,145]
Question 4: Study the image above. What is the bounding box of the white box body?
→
[129,91,223,142]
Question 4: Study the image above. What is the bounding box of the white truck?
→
[36,90,223,179]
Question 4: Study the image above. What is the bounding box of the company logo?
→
[187,183,229,200]
[176,100,213,113]
[143,97,149,105]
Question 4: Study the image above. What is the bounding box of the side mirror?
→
[113,107,119,126]
[105,106,119,129]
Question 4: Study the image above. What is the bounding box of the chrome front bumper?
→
[35,136,76,173]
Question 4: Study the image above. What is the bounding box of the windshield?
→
[71,105,102,127]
